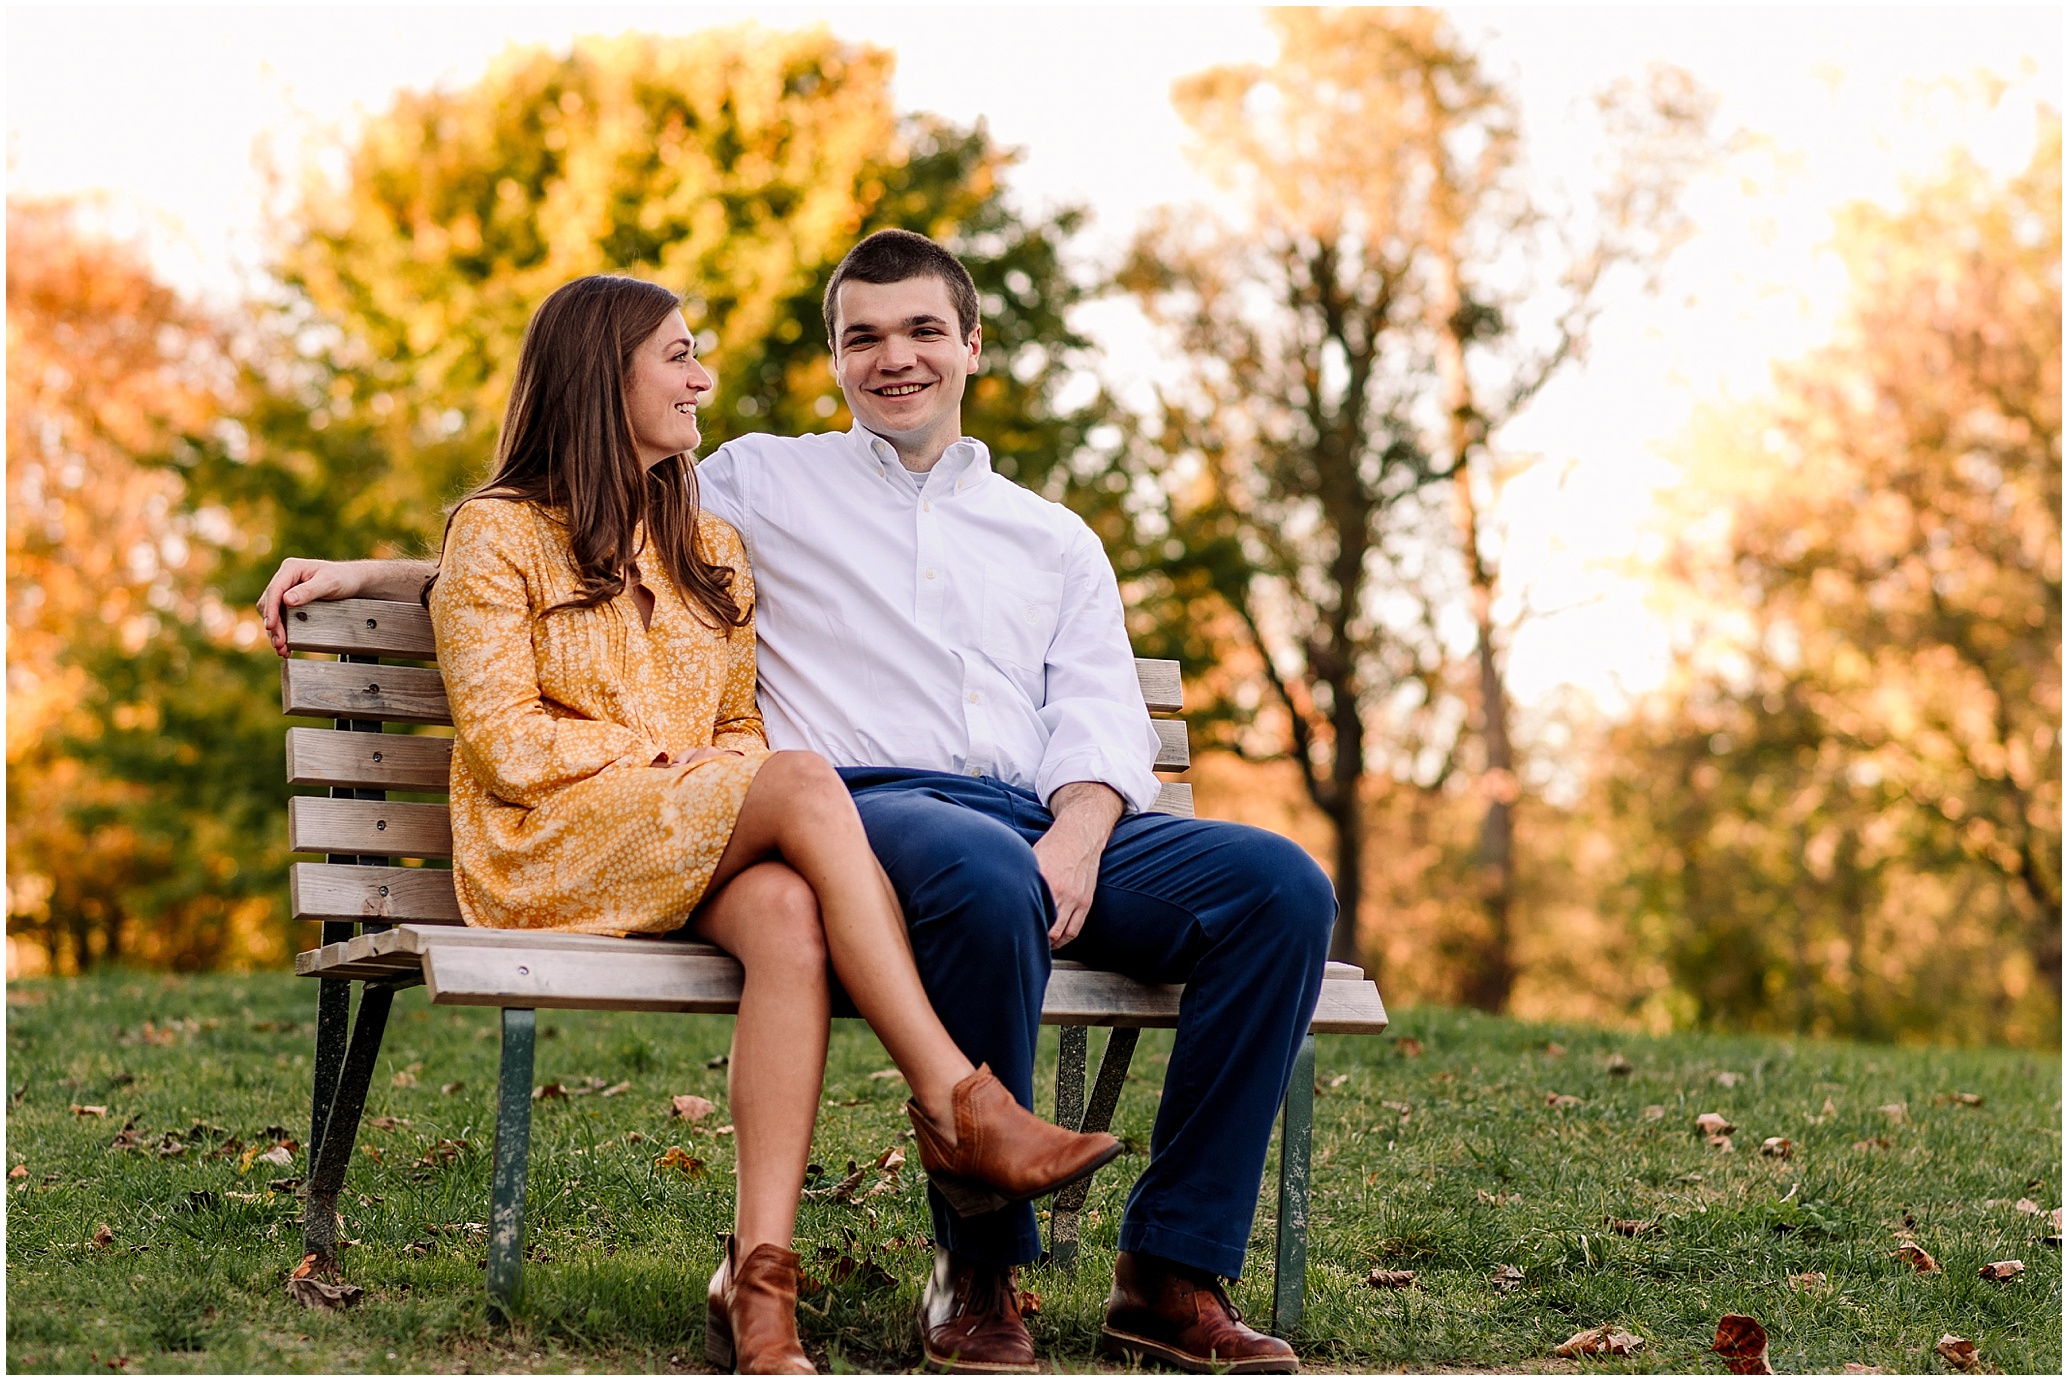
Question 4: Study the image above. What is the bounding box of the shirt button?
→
[923,501,932,512]
[925,569,937,580]
[966,691,980,704]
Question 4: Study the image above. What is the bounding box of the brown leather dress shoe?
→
[907,1064,1123,1216]
[917,1247,1037,1374]
[1098,1250,1299,1374]
[706,1236,815,1374]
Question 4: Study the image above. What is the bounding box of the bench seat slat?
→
[297,925,1387,1032]
[289,798,454,859]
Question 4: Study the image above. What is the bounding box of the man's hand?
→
[258,557,438,656]
[1034,781,1125,950]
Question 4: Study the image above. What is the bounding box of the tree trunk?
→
[1326,788,1364,967]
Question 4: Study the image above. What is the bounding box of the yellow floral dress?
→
[427,498,770,935]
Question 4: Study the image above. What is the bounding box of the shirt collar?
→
[848,422,992,494]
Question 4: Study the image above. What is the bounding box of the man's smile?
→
[872,381,933,397]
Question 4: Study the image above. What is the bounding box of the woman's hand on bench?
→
[260,557,440,655]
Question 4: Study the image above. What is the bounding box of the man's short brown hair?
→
[822,229,981,347]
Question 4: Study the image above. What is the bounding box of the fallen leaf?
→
[1490,1264,1525,1294]
[671,1094,717,1122]
[440,1082,465,1096]
[153,1135,187,1158]
[1714,1071,1744,1087]
[361,1145,383,1163]
[1605,1053,1633,1076]
[1395,1037,1423,1058]
[91,1223,115,1248]
[2014,1197,2041,1214]
[1840,1365,1885,1375]
[108,1122,146,1153]
[1979,1259,2025,1282]
[367,1116,410,1130]
[1853,1135,1893,1150]
[654,1145,707,1178]
[1476,1189,1522,1206]
[255,1144,294,1168]
[624,1130,648,1144]
[390,1064,420,1089]
[1553,1326,1642,1359]
[807,1158,870,1202]
[1542,1042,1566,1058]
[1760,1137,1793,1159]
[2047,1207,2063,1246]
[71,1104,109,1118]
[714,1124,734,1136]
[1877,1102,1907,1124]
[1713,1313,1773,1375]
[532,1083,568,1101]
[867,1069,907,1083]
[286,1277,363,1311]
[601,1081,632,1098]
[1891,1241,1940,1274]
[1934,1092,1984,1107]
[1934,1335,1978,1372]
[1546,1092,1583,1108]
[7,1165,25,1179]
[705,1054,729,1069]
[1642,1104,1666,1121]
[1016,1288,1042,1316]
[1325,1073,1350,1090]
[1367,1268,1416,1289]
[1789,1270,1830,1294]
[1381,1099,1411,1117]
[415,1138,468,1168]
[1696,1113,1735,1136]
[1605,1217,1655,1237]
[1707,1134,1735,1153]
[875,1145,907,1173]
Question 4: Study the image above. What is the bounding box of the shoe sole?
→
[1097,1325,1299,1375]
[928,1141,1127,1218]
[919,1339,1035,1375]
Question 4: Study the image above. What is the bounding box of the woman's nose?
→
[689,358,716,394]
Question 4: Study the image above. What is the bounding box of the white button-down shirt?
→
[694,424,1162,813]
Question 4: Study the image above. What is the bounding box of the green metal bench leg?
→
[487,1007,536,1328]
[1047,1027,1139,1271]
[1272,1034,1316,1336]
[301,980,395,1270]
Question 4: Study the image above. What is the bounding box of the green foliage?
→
[7,975,2060,1372]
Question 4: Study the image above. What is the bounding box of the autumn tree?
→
[5,196,286,973]
[1111,9,1710,983]
[1603,113,2061,1044]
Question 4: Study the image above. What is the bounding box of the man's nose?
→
[879,334,916,369]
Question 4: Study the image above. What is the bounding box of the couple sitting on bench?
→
[260,230,1335,1375]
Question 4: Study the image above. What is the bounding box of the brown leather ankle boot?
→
[705,1236,815,1374]
[906,1064,1124,1216]
[1098,1250,1298,1374]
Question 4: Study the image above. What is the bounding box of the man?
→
[261,230,1334,1374]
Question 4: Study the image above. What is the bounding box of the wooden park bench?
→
[280,597,1388,1331]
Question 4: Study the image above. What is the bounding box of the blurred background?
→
[7,7,2058,1046]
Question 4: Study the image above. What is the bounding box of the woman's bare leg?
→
[691,860,831,1256]
[704,752,976,1133]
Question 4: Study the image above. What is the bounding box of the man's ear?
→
[967,323,983,372]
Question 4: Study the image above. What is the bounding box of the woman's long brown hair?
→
[426,274,746,630]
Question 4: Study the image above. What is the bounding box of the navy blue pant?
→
[840,767,1334,1280]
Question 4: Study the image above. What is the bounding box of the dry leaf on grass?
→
[1715,1071,1745,1087]
[1934,1335,1979,1372]
[1323,1073,1351,1090]
[1476,1189,1522,1206]
[1546,1093,1583,1108]
[1979,1259,2024,1281]
[654,1145,707,1178]
[1606,1053,1633,1076]
[1891,1241,1940,1274]
[367,1116,409,1130]
[1542,1042,1567,1058]
[415,1138,468,1169]
[1713,1314,1773,1375]
[1877,1102,1907,1123]
[7,1165,25,1180]
[807,1159,870,1202]
[1853,1135,1894,1151]
[255,1145,293,1168]
[286,1277,363,1311]
[624,1130,647,1144]
[1367,1269,1416,1289]
[1605,1217,1655,1237]
[1761,1137,1793,1159]
[1553,1326,1642,1359]
[671,1094,717,1122]
[867,1069,906,1083]
[391,1063,421,1089]
[1395,1037,1423,1058]
[1642,1105,1666,1121]
[1934,1091,1983,1107]
[1789,1270,1830,1293]
[440,1081,464,1096]
[1696,1113,1735,1136]
[108,1123,146,1153]
[1840,1365,1886,1374]
[91,1223,115,1248]
[532,1083,567,1101]
[71,1104,109,1118]
[2013,1197,2041,1214]
[1707,1135,1735,1152]
[1490,1264,1525,1294]
[874,1145,906,1173]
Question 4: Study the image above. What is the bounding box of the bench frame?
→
[281,598,1384,1334]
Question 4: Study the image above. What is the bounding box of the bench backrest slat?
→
[293,863,464,924]
[290,797,454,859]
[288,727,451,791]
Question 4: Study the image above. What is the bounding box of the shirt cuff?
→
[1037,751,1159,816]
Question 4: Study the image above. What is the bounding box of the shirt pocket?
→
[980,565,1064,676]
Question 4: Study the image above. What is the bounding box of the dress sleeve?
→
[704,520,768,754]
[429,501,663,807]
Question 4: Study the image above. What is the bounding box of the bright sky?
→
[8,5,2059,712]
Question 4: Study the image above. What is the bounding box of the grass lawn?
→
[5,971,2059,1374]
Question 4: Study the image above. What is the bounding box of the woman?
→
[425,275,1118,1373]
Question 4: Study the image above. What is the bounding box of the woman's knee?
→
[729,866,830,976]
[758,751,857,828]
